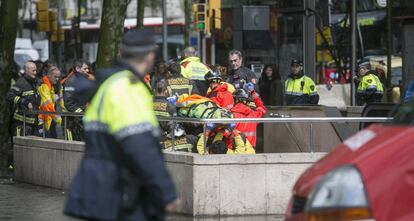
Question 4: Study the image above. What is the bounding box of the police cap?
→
[120,29,159,56]
[291,59,303,66]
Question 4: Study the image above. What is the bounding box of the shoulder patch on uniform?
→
[181,61,190,68]
[367,79,372,83]
[310,85,315,91]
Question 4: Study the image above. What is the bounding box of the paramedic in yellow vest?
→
[180,46,210,95]
[356,61,384,105]
[196,129,256,155]
[284,59,319,105]
[64,29,178,220]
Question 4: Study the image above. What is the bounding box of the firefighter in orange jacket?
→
[205,70,235,110]
[231,85,266,147]
[38,65,65,138]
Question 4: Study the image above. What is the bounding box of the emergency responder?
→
[7,61,41,136]
[231,86,266,147]
[38,65,64,138]
[165,61,197,96]
[196,129,256,154]
[154,80,177,133]
[356,62,384,105]
[180,46,210,95]
[161,124,198,153]
[227,50,258,90]
[62,59,93,141]
[64,29,178,221]
[284,59,319,105]
[205,70,235,110]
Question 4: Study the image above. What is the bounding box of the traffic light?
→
[209,0,221,30]
[193,2,207,32]
[36,0,49,32]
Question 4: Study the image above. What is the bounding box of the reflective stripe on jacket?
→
[180,56,210,81]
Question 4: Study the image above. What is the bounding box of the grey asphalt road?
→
[0,182,283,221]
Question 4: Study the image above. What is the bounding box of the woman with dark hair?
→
[258,64,283,106]
[150,61,168,89]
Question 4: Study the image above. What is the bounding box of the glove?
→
[244,82,255,92]
[206,123,215,131]
[166,95,178,105]
[228,123,236,131]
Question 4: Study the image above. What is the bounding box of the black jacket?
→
[227,66,258,91]
[258,77,284,106]
[64,61,177,221]
[63,72,92,112]
[7,75,41,125]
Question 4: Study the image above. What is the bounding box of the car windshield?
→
[391,100,414,125]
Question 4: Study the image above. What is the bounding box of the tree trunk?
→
[0,0,19,177]
[96,0,129,69]
[184,0,191,47]
[136,0,145,28]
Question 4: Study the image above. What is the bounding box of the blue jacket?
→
[404,80,414,103]
[64,61,177,221]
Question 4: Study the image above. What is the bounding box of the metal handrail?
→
[21,110,393,154]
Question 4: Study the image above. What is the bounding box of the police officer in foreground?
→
[284,59,319,105]
[356,61,384,105]
[64,29,179,221]
[180,46,210,95]
[7,61,41,136]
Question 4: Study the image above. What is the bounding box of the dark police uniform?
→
[7,75,41,136]
[165,76,194,97]
[64,30,177,221]
[63,72,92,141]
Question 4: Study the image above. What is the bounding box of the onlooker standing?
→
[180,46,210,95]
[151,61,168,89]
[258,65,283,106]
[7,61,41,136]
[227,50,258,90]
[404,79,414,103]
[38,65,64,138]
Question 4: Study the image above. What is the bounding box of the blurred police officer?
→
[356,61,384,105]
[64,29,178,221]
[284,59,319,105]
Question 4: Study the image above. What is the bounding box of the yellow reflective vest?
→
[357,73,384,94]
[284,74,319,105]
[180,56,210,81]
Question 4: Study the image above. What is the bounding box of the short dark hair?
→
[167,62,182,76]
[155,79,168,95]
[229,50,242,59]
[72,59,88,69]
[210,140,228,154]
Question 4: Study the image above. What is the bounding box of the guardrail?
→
[21,111,393,153]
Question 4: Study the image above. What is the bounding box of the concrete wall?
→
[14,137,325,216]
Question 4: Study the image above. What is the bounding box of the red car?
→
[285,103,414,221]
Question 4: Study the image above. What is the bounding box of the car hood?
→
[293,124,414,197]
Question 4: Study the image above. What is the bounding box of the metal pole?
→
[211,31,216,65]
[350,0,357,106]
[202,32,207,63]
[203,123,207,154]
[309,123,313,153]
[64,116,67,141]
[162,0,168,62]
[386,0,393,102]
[172,122,176,151]
[304,0,316,80]
[23,112,26,136]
